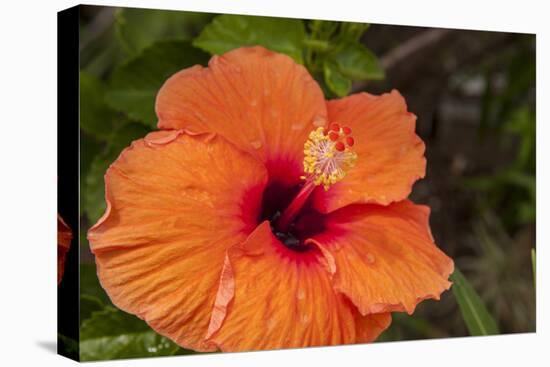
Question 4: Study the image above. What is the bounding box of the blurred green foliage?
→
[457,212,535,333]
[84,123,149,223]
[81,306,183,361]
[452,37,536,335]
[80,8,212,77]
[464,38,535,232]
[80,72,120,140]
[114,9,212,57]
[106,41,209,126]
[464,105,535,230]
[193,14,307,63]
[306,20,383,96]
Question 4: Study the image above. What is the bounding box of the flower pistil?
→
[277,123,357,232]
[302,123,357,190]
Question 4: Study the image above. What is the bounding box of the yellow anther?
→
[302,127,357,191]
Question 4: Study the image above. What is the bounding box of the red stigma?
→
[345,136,355,147]
[335,141,345,152]
[329,123,340,132]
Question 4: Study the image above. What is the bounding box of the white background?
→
[0,0,547,365]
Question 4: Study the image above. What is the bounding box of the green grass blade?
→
[451,268,499,336]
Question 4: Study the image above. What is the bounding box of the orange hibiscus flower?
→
[88,46,453,352]
[58,214,72,284]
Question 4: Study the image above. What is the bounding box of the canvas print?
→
[57,4,536,361]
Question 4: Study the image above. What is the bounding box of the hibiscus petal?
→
[311,90,426,212]
[57,214,72,285]
[208,221,391,352]
[87,131,268,351]
[307,200,454,315]
[155,46,327,186]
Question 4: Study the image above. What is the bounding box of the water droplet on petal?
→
[291,123,303,131]
[250,140,262,149]
[297,289,306,300]
[301,314,310,324]
[267,317,276,331]
[250,99,258,107]
[264,88,271,96]
[365,253,376,264]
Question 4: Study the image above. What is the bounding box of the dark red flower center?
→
[259,180,326,252]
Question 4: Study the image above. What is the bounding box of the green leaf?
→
[80,133,103,206]
[80,72,120,140]
[329,41,384,81]
[84,154,109,224]
[302,39,331,52]
[80,20,126,78]
[340,22,370,41]
[323,61,351,97]
[307,20,339,41]
[106,40,209,126]
[80,294,105,325]
[193,14,306,63]
[81,307,150,340]
[80,306,185,361]
[80,263,112,305]
[84,123,149,223]
[451,268,499,336]
[115,8,212,57]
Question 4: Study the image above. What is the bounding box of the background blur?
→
[76,5,535,360]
